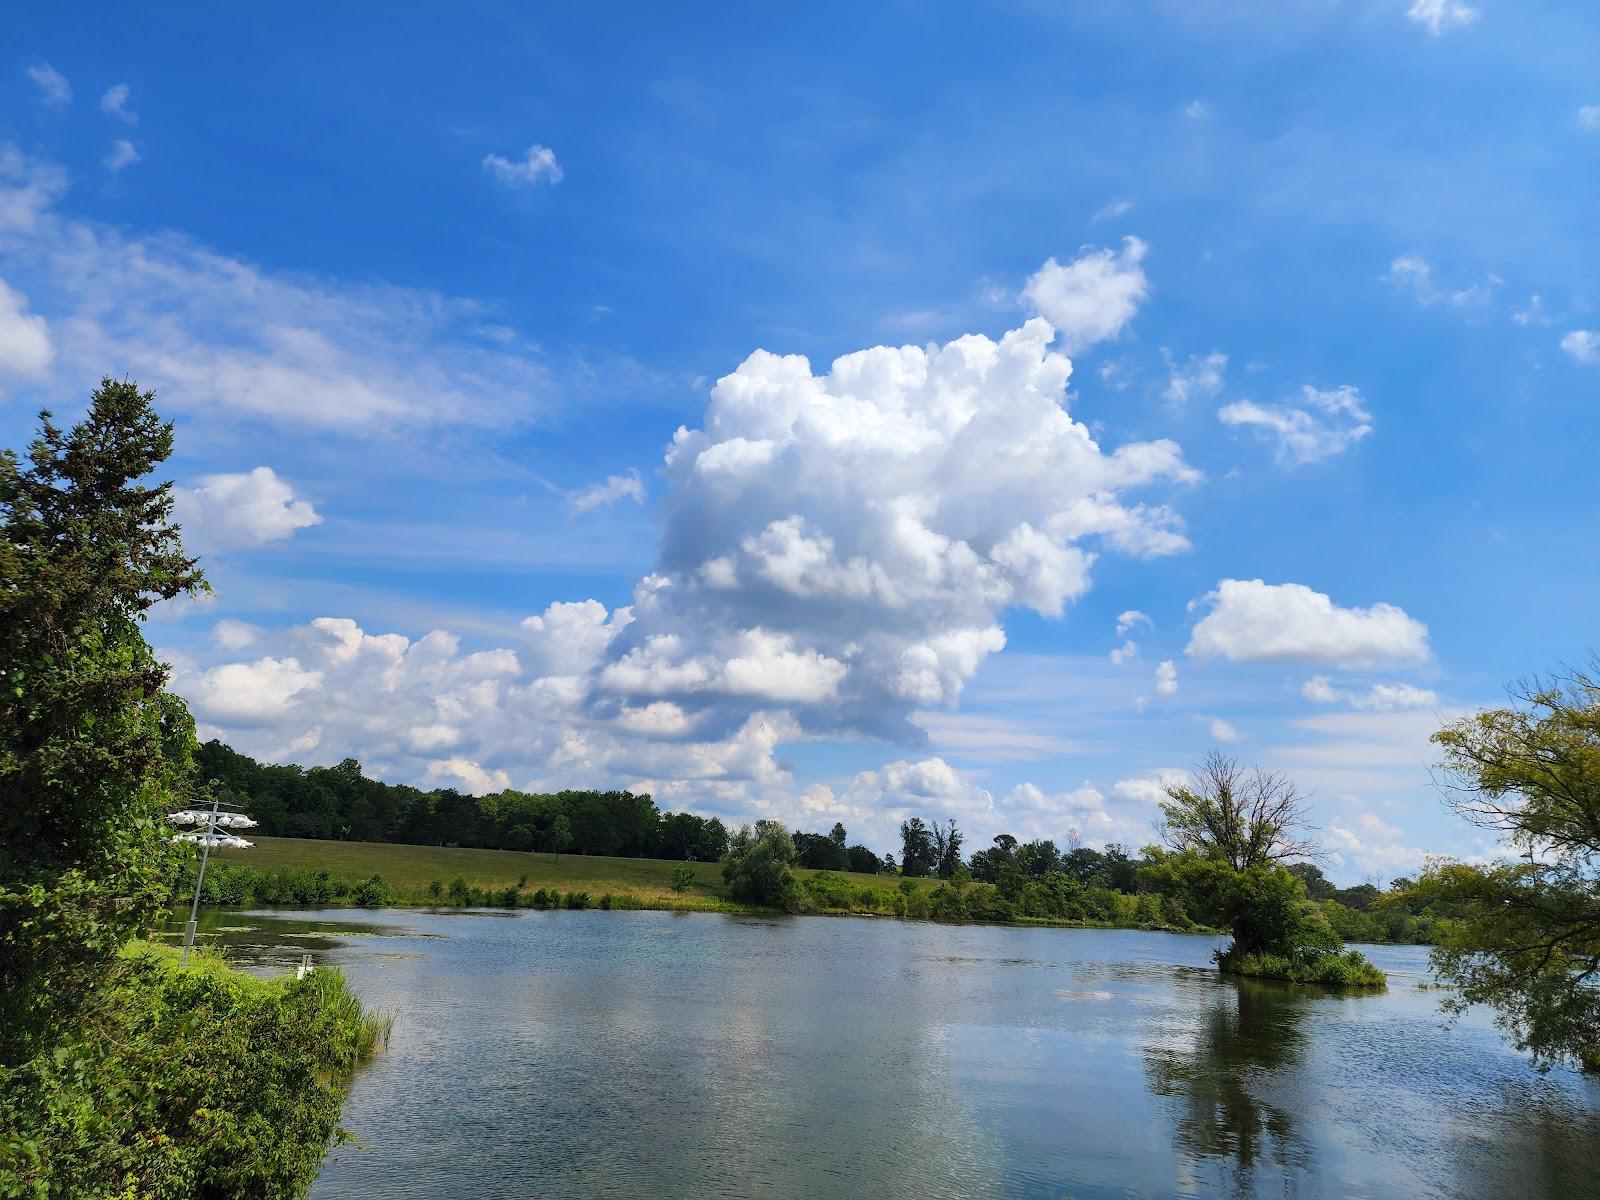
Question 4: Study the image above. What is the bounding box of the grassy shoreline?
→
[194,835,1220,935]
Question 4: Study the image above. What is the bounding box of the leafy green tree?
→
[670,864,695,893]
[1420,668,1600,1070]
[1155,756,1381,986]
[933,818,965,878]
[1286,861,1338,900]
[548,813,572,861]
[0,381,206,1063]
[845,844,882,874]
[722,820,799,908]
[899,817,936,878]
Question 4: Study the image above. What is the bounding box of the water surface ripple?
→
[178,909,1600,1199]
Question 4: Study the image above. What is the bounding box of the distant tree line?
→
[196,741,729,862]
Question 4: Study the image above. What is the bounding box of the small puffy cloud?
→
[1162,351,1226,406]
[189,656,323,724]
[1209,717,1241,742]
[483,144,564,187]
[1511,295,1548,327]
[568,469,645,516]
[25,65,71,108]
[1301,675,1342,704]
[1384,254,1492,308]
[1580,106,1600,132]
[0,277,53,375]
[1109,640,1138,665]
[104,140,140,172]
[1325,812,1428,877]
[1183,100,1208,120]
[843,757,995,821]
[173,467,322,552]
[1189,579,1430,667]
[100,84,136,123]
[1301,676,1438,711]
[1111,772,1187,805]
[1021,238,1150,354]
[1407,0,1478,35]
[1155,659,1178,695]
[1116,610,1152,637]
[1560,330,1599,365]
[211,619,262,651]
[1218,385,1372,466]
[425,757,511,795]
[1385,254,1436,302]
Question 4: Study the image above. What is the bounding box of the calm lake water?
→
[170,909,1600,1199]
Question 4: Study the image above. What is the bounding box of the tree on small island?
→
[1146,753,1386,989]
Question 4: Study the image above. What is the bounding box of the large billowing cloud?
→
[596,316,1196,741]
[1187,579,1429,666]
[172,314,1198,847]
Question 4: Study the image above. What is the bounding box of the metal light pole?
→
[169,794,256,966]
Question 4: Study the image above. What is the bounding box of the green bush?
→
[563,890,590,910]
[670,865,695,894]
[722,821,799,910]
[0,943,387,1197]
[351,875,391,907]
[1220,946,1387,988]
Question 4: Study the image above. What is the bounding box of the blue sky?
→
[4,1,1596,879]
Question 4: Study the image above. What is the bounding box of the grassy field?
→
[224,835,930,909]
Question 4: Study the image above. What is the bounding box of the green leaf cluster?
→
[1,381,207,1063]
[0,943,386,1198]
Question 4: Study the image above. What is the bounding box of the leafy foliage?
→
[0,944,386,1198]
[197,741,728,861]
[722,820,799,908]
[0,382,206,1064]
[1420,668,1600,1070]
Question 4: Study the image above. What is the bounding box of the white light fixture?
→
[169,795,255,965]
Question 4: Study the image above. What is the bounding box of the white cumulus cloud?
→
[1407,0,1478,36]
[1021,238,1150,354]
[1560,330,1599,365]
[1154,660,1178,695]
[483,144,564,187]
[1301,676,1439,711]
[173,467,322,552]
[0,277,53,375]
[1218,385,1372,465]
[189,657,323,724]
[1188,579,1429,667]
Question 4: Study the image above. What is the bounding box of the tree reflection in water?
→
[1145,978,1312,1196]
